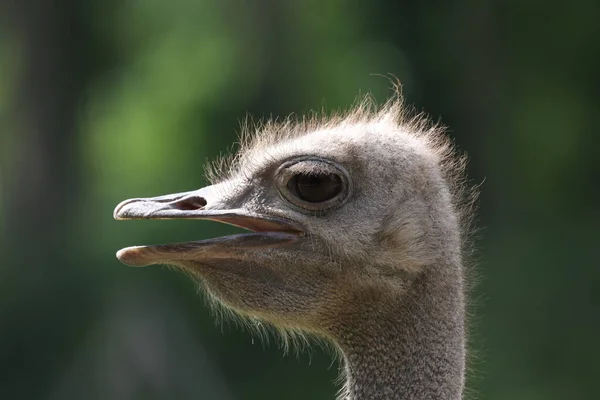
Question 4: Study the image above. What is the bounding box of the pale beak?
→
[113,185,303,267]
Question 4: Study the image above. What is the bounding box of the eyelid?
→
[282,161,332,176]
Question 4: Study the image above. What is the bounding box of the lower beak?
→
[113,187,303,267]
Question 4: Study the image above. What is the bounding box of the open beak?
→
[113,185,303,267]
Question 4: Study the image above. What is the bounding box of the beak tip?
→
[115,247,131,264]
[116,247,152,267]
[113,198,151,220]
[115,248,127,260]
[113,199,131,220]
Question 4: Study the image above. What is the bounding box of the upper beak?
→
[113,185,303,267]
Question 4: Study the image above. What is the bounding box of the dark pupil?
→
[288,173,342,203]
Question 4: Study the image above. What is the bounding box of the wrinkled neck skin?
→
[333,263,465,400]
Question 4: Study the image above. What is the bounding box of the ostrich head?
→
[114,95,473,399]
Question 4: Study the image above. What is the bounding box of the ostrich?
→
[113,94,476,400]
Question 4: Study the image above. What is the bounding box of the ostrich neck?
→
[334,264,466,400]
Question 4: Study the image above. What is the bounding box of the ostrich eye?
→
[277,158,350,211]
[287,173,342,203]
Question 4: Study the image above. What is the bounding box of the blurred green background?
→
[1,0,599,399]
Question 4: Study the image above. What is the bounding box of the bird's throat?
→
[334,268,466,400]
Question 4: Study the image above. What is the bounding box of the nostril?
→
[173,196,207,211]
